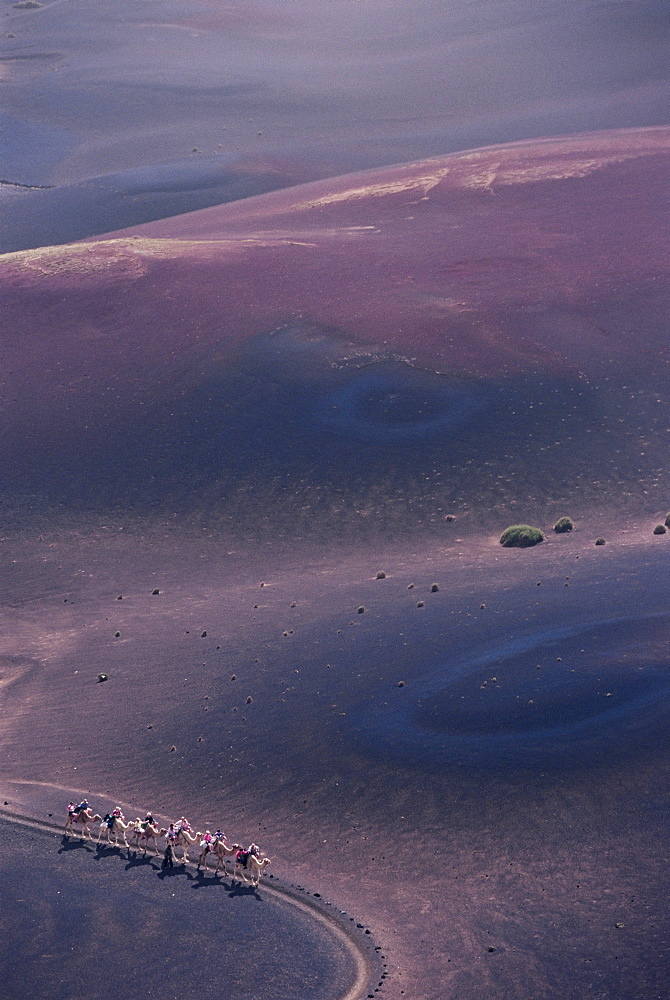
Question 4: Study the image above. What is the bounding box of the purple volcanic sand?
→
[0,818,367,1000]
[1,129,670,999]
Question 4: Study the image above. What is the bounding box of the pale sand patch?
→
[294,166,451,209]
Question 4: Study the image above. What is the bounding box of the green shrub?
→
[499,524,544,548]
[553,516,574,533]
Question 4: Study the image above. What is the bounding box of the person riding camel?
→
[74,799,89,815]
[142,813,154,831]
[236,843,259,869]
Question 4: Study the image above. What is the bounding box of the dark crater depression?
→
[352,616,670,773]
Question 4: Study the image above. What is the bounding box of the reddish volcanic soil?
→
[1,129,669,999]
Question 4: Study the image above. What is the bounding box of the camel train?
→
[65,801,270,885]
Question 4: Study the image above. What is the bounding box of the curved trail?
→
[0,807,377,1000]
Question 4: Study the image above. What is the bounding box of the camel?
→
[98,812,133,848]
[174,827,202,862]
[198,837,241,874]
[64,808,102,839]
[233,852,271,886]
[128,819,166,855]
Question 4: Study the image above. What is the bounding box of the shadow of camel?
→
[227,881,262,900]
[58,836,96,855]
[125,853,159,872]
[92,844,125,863]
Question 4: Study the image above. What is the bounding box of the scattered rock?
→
[152,589,160,595]
[375,571,386,579]
[290,602,297,607]
[260,581,267,587]
[246,696,253,704]
[169,745,176,752]
[115,631,121,637]
[431,583,439,592]
[615,922,625,929]
[397,680,405,687]
[417,600,425,608]
[231,675,236,681]
[357,606,365,614]
[595,537,606,545]
[201,630,207,637]
[480,603,486,609]
[446,514,457,522]
[407,583,414,589]
[665,512,670,528]
[97,673,108,683]
[553,516,574,533]
[653,524,666,535]
[500,524,544,548]
[117,595,123,600]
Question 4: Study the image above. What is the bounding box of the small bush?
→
[653,524,666,535]
[553,516,574,534]
[499,524,544,548]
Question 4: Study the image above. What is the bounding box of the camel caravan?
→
[65,800,270,886]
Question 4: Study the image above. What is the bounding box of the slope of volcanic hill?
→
[1,127,668,539]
